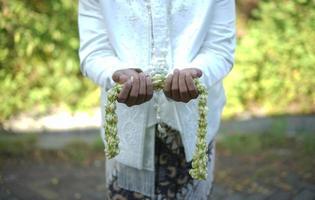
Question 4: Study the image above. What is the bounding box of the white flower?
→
[103,74,209,180]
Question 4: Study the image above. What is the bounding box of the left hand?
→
[163,68,203,103]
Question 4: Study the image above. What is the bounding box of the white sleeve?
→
[180,0,236,89]
[78,0,129,90]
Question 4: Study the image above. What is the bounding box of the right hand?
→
[112,68,153,107]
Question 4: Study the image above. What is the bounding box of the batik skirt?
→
[106,123,215,200]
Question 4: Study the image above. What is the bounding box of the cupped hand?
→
[112,68,153,107]
[163,68,202,103]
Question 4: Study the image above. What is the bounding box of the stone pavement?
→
[0,161,106,200]
[1,159,314,200]
[1,115,314,199]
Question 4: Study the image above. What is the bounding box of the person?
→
[78,0,236,199]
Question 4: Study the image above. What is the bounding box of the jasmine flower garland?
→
[103,73,208,180]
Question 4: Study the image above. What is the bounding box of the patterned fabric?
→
[106,123,214,200]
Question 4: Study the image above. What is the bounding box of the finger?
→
[185,73,198,99]
[136,72,146,104]
[190,68,202,79]
[117,79,132,103]
[171,69,180,101]
[190,70,197,78]
[118,74,129,84]
[126,73,140,107]
[145,76,153,101]
[163,74,173,98]
[179,71,190,102]
[112,70,122,83]
[113,70,130,84]
[196,68,203,77]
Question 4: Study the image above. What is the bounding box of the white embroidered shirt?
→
[78,0,236,170]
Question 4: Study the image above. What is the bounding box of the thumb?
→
[117,74,129,84]
[112,71,129,84]
[190,68,203,78]
[195,69,202,78]
[112,70,122,83]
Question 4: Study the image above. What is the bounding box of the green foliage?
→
[0,0,314,121]
[0,0,98,121]
[224,0,315,117]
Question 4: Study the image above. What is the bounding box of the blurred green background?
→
[0,1,315,199]
[1,0,314,122]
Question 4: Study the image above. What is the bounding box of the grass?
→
[0,132,314,166]
[0,135,105,166]
[1,131,314,195]
[215,132,315,194]
[0,134,37,157]
[216,132,315,155]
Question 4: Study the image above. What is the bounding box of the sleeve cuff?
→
[82,55,130,91]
